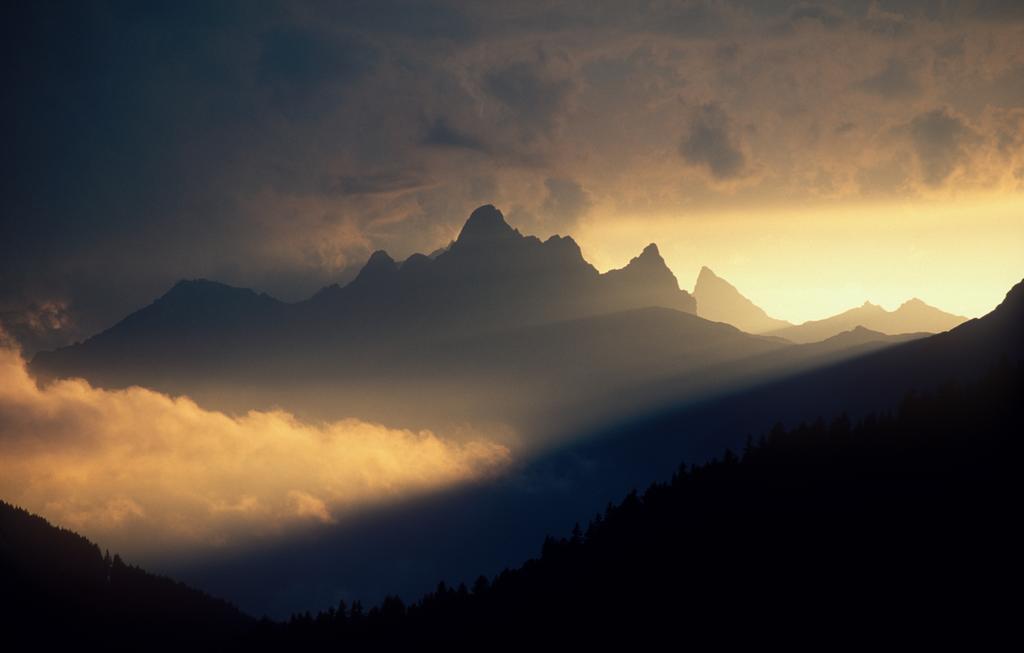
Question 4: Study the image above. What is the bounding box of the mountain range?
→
[191,274,1020,619]
[765,297,967,343]
[30,205,964,444]
[6,278,1022,642]
[693,265,967,340]
[693,266,792,333]
[12,198,1024,620]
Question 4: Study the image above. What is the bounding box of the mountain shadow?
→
[170,279,1022,619]
[6,281,1022,644]
[247,359,1022,648]
[8,341,1019,649]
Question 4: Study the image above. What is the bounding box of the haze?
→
[2,0,1024,623]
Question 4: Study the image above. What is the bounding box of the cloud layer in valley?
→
[0,337,510,558]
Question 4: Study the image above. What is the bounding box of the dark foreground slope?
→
[252,360,1022,648]
[4,350,1020,648]
[0,502,249,649]
[174,280,1020,618]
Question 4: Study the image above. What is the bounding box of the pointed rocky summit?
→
[693,266,792,333]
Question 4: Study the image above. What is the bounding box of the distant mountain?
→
[28,206,770,437]
[33,205,695,386]
[8,348,1019,648]
[200,278,1022,620]
[302,205,695,336]
[67,279,1024,621]
[767,297,967,343]
[692,266,792,333]
[1,500,248,650]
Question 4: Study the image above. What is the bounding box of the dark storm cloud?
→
[323,172,429,196]
[422,117,489,152]
[860,11,914,39]
[259,27,374,89]
[679,103,747,180]
[987,66,1024,108]
[2,0,1022,353]
[858,59,921,99]
[542,178,593,232]
[317,0,477,41]
[483,61,575,140]
[648,0,733,37]
[0,1,386,347]
[788,3,845,30]
[906,108,981,187]
[966,0,1024,21]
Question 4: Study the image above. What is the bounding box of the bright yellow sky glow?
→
[577,194,1024,324]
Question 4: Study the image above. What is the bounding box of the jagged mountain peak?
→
[768,292,971,344]
[692,267,791,334]
[615,244,669,275]
[165,278,230,294]
[353,250,399,284]
[365,249,397,268]
[455,204,519,244]
[159,278,273,305]
[900,297,926,308]
[642,242,660,255]
[696,265,719,280]
[694,266,741,294]
[400,252,432,273]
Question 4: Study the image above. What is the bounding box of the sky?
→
[3,0,1024,352]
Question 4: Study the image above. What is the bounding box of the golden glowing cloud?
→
[0,340,510,557]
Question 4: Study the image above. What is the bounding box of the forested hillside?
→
[252,360,1021,647]
[5,361,1018,649]
[0,502,249,649]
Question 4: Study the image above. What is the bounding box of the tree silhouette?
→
[4,361,1020,649]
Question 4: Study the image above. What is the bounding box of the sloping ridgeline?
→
[8,280,1023,648]
[2,364,1019,649]
[0,502,249,649]
[248,361,1022,648]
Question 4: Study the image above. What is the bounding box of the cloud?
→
[965,0,1024,21]
[648,0,733,37]
[906,108,981,186]
[322,171,430,196]
[542,177,592,232]
[259,26,374,90]
[0,298,77,357]
[483,61,574,139]
[858,59,921,99]
[5,0,1024,351]
[679,103,747,180]
[422,117,489,152]
[788,3,845,30]
[0,341,510,557]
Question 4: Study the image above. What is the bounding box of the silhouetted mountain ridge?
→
[32,205,704,429]
[294,205,693,335]
[1,500,249,649]
[693,266,792,333]
[11,279,1022,640]
[767,294,967,343]
[249,359,1022,648]
[692,266,966,341]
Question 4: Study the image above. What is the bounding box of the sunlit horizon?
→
[566,193,1024,324]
